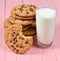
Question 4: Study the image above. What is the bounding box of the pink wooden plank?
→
[29,46,43,61]
[5,0,13,18]
[46,0,60,61]
[23,0,41,7]
[0,0,6,61]
[1,0,60,61]
[23,0,53,8]
[17,54,31,61]
[46,0,60,25]
[38,0,50,7]
[5,50,17,61]
[16,50,31,61]
[41,46,57,61]
[5,0,17,61]
[53,26,60,61]
[12,0,22,7]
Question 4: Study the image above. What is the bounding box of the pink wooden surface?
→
[0,0,60,61]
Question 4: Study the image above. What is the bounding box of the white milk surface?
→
[36,8,56,44]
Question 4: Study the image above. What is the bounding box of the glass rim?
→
[36,7,57,12]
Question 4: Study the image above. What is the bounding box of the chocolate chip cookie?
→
[4,4,37,54]
[11,5,36,19]
[5,24,33,54]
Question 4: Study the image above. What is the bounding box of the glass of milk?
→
[36,8,56,48]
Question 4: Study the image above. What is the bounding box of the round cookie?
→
[11,5,36,19]
[6,35,33,54]
[22,27,36,36]
[5,24,33,54]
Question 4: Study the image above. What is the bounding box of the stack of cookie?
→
[11,5,36,37]
[4,5,36,54]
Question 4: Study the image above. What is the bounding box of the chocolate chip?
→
[13,32,15,34]
[16,33,19,36]
[16,45,19,47]
[12,32,15,36]
[13,42,16,44]
[13,37,17,41]
[13,40,17,44]
[12,32,19,36]
[15,40,17,42]
[26,11,29,14]
[11,45,14,48]
[12,34,14,36]
[14,48,16,50]
[19,37,24,39]
[20,45,23,48]
[14,8,17,11]
[9,21,13,25]
[18,8,23,12]
[16,49,19,52]
[25,41,29,44]
[29,8,34,12]
[10,41,12,43]
[21,5,24,8]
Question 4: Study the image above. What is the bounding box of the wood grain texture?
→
[47,0,60,26]
[46,0,60,61]
[23,0,40,7]
[0,0,6,61]
[5,0,18,61]
[0,0,60,61]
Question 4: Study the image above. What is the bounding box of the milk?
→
[36,8,56,47]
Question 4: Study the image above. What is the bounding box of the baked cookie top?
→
[6,33,33,54]
[11,5,36,17]
[5,24,33,54]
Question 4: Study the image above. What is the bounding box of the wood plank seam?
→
[45,0,58,61]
